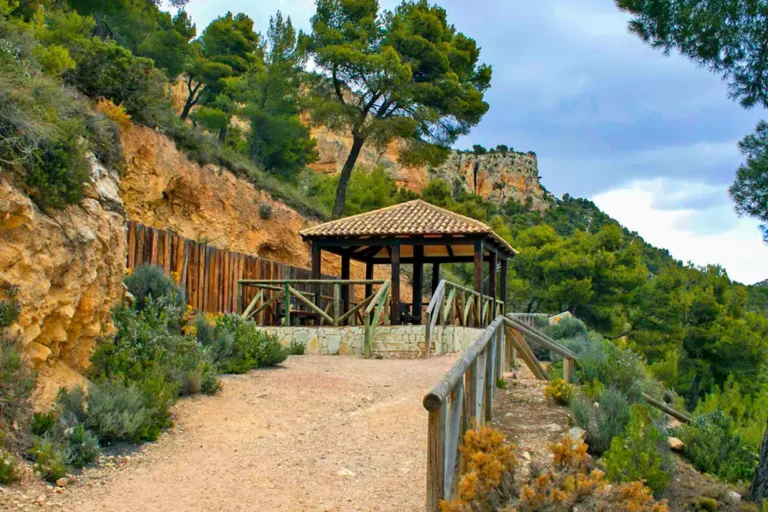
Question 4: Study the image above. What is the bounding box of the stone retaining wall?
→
[260,325,485,358]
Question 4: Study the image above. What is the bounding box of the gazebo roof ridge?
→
[300,199,518,255]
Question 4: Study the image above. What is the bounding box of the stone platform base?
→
[259,325,484,358]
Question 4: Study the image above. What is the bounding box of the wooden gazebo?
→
[300,200,518,325]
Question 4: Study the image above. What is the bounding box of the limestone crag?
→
[309,125,550,210]
[0,157,127,404]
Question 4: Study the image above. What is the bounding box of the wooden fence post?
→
[333,283,341,325]
[485,336,495,422]
[283,283,291,326]
[564,358,574,384]
[426,405,446,512]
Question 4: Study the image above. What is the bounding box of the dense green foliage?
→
[193,313,287,374]
[731,121,768,242]
[678,410,759,483]
[0,335,36,445]
[304,0,491,216]
[305,166,417,217]
[604,405,674,494]
[124,265,184,311]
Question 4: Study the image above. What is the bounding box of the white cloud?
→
[592,179,768,285]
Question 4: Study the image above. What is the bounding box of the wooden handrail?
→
[504,316,578,360]
[424,280,505,358]
[423,316,505,411]
[239,279,386,286]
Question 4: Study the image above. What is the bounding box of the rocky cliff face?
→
[0,159,126,404]
[309,126,551,210]
[119,125,410,299]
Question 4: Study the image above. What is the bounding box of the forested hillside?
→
[0,0,767,506]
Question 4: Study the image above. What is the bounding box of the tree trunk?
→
[332,135,365,218]
[180,97,195,121]
[752,421,768,504]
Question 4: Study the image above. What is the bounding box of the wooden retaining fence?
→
[126,221,338,315]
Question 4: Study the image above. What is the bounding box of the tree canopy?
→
[616,0,768,243]
[304,0,491,217]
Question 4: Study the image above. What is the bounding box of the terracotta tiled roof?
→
[300,200,518,254]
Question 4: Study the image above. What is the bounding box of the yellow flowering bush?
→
[544,378,574,405]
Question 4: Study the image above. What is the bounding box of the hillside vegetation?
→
[0,0,766,506]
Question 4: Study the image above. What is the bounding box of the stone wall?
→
[260,325,484,359]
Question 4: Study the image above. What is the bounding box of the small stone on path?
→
[567,427,586,441]
[337,468,356,477]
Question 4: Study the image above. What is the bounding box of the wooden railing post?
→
[333,283,341,325]
[485,333,495,422]
[236,282,242,315]
[444,381,464,500]
[426,404,446,512]
[283,283,291,326]
[466,359,478,427]
[564,358,574,384]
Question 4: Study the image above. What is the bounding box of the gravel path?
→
[36,355,456,512]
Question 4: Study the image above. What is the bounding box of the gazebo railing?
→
[424,280,505,357]
[238,279,390,358]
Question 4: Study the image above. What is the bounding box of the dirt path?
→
[13,355,456,512]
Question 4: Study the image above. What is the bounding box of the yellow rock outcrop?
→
[0,158,126,402]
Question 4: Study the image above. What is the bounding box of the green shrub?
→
[0,285,20,328]
[258,202,273,220]
[543,316,588,341]
[30,437,67,483]
[0,29,120,210]
[25,125,90,209]
[63,424,99,469]
[93,296,217,398]
[571,387,631,455]
[562,333,646,401]
[289,339,306,356]
[124,265,183,311]
[0,335,36,440]
[55,386,87,429]
[604,405,673,495]
[198,314,287,373]
[678,410,759,483]
[66,38,172,126]
[31,411,57,436]
[0,450,20,484]
[82,381,154,444]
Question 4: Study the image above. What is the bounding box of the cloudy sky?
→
[178,0,768,284]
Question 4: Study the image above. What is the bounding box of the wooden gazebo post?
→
[431,263,441,293]
[473,240,484,294]
[341,254,350,315]
[413,245,424,321]
[500,257,508,314]
[311,243,322,312]
[390,243,401,325]
[488,250,497,299]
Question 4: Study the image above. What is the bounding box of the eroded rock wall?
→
[0,159,126,404]
[119,125,411,301]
